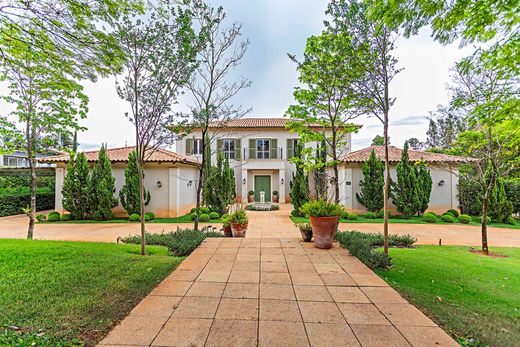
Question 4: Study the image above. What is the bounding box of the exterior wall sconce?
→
[243,178,246,185]
[438,180,445,186]
[187,180,193,187]
[157,181,162,188]
[281,178,284,185]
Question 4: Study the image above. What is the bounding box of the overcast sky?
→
[2,0,472,151]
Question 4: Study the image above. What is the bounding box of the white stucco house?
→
[40,146,199,218]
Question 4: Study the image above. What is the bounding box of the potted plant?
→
[272,191,279,203]
[221,214,232,237]
[300,199,343,249]
[295,223,312,242]
[230,209,248,237]
[248,190,255,203]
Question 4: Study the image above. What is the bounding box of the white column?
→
[168,168,180,217]
[55,167,65,213]
[241,169,248,203]
[344,167,353,209]
[279,168,286,203]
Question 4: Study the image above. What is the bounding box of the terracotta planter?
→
[272,194,279,203]
[248,195,254,203]
[299,228,313,242]
[309,216,340,249]
[231,222,248,237]
[223,225,232,237]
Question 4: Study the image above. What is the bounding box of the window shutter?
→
[234,139,241,160]
[185,138,192,155]
[287,139,294,159]
[270,139,278,159]
[249,139,256,159]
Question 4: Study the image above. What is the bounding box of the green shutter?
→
[185,138,192,155]
[234,139,241,160]
[249,139,256,159]
[270,139,277,159]
[287,139,294,159]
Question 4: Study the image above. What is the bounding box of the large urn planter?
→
[248,191,255,203]
[223,225,233,237]
[309,216,339,249]
[272,192,279,203]
[231,222,248,237]
[229,209,249,238]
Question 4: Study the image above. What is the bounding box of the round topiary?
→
[190,207,196,213]
[60,213,72,221]
[421,213,437,223]
[442,212,455,219]
[506,216,517,225]
[190,212,197,221]
[35,214,47,223]
[364,212,376,219]
[145,212,155,220]
[209,211,220,220]
[144,214,151,221]
[447,209,459,218]
[441,214,455,223]
[48,211,60,218]
[480,216,491,224]
[458,214,471,224]
[200,207,210,214]
[47,213,61,222]
[347,213,358,220]
[341,210,349,220]
[199,213,210,222]
[129,213,140,222]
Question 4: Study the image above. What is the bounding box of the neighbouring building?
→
[1,150,59,168]
[176,118,352,204]
[337,145,466,214]
[39,146,199,218]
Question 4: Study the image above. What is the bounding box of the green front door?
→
[254,175,271,202]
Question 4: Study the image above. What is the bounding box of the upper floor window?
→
[287,138,299,159]
[257,139,270,159]
[185,138,203,155]
[223,139,236,160]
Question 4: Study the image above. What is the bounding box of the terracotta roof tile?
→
[38,146,197,165]
[207,117,358,129]
[339,146,468,164]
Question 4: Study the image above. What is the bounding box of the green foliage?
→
[190,212,197,221]
[314,139,328,200]
[356,149,385,212]
[506,217,516,225]
[480,216,491,224]
[300,199,343,217]
[0,191,54,217]
[221,214,231,227]
[190,207,197,213]
[144,214,151,222]
[364,212,377,219]
[145,212,155,220]
[422,213,437,223]
[441,214,455,223]
[209,211,220,219]
[129,213,140,222]
[348,213,358,220]
[447,209,460,218]
[289,143,310,216]
[377,209,392,219]
[60,213,72,221]
[458,177,483,215]
[415,162,432,214]
[119,151,150,216]
[200,207,210,214]
[371,135,385,146]
[230,209,248,225]
[88,146,118,220]
[443,212,455,218]
[458,214,471,224]
[489,178,513,223]
[248,190,255,195]
[202,152,235,214]
[341,210,350,219]
[504,180,520,215]
[245,204,280,211]
[166,228,207,256]
[47,213,61,222]
[35,214,46,223]
[61,153,90,220]
[198,213,210,222]
[392,143,421,218]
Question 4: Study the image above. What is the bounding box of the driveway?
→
[1,206,519,247]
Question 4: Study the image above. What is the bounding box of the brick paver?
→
[98,237,458,347]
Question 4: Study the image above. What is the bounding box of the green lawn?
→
[0,239,182,346]
[290,215,520,230]
[375,246,520,346]
[39,213,221,224]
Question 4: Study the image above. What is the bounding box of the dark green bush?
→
[447,209,459,218]
[504,180,520,215]
[422,213,437,223]
[441,214,455,223]
[506,216,517,225]
[60,213,72,221]
[200,207,210,214]
[0,191,54,217]
[199,213,210,222]
[167,228,207,256]
[145,212,155,220]
[458,214,471,224]
[48,211,60,218]
[209,211,220,219]
[47,213,60,222]
[377,209,392,218]
[458,177,482,215]
[364,212,376,219]
[35,214,46,222]
[341,210,349,219]
[144,214,151,222]
[129,213,140,222]
[190,207,196,213]
[291,209,302,217]
[480,216,491,224]
[190,212,197,221]
[348,213,358,220]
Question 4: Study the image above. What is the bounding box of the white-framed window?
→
[257,139,270,159]
[192,139,203,155]
[223,139,235,160]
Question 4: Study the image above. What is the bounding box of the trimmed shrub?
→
[199,213,210,222]
[442,212,455,218]
[60,213,72,221]
[441,214,455,223]
[348,213,358,220]
[480,216,491,224]
[167,228,206,256]
[300,199,343,217]
[335,231,391,270]
[144,214,151,222]
[0,191,54,217]
[377,209,392,219]
[209,212,220,219]
[290,209,301,217]
[190,212,197,221]
[341,210,349,220]
[190,207,197,213]
[446,209,459,218]
[200,207,210,214]
[145,212,155,220]
[458,214,471,224]
[47,213,61,222]
[364,212,376,219]
[421,213,437,223]
[506,216,517,225]
[129,213,140,222]
[48,211,60,218]
[35,214,46,223]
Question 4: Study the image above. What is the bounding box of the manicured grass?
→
[375,245,520,346]
[0,239,183,346]
[39,213,221,224]
[290,215,520,230]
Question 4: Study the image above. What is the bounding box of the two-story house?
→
[176,118,352,204]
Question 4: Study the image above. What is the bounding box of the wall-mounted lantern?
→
[243,178,246,185]
[281,178,284,185]
[438,180,445,186]
[187,180,193,187]
[156,181,162,188]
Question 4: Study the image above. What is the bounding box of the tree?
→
[426,107,468,150]
[119,151,150,216]
[314,139,328,200]
[489,178,513,223]
[116,3,201,255]
[371,135,386,146]
[62,152,90,220]
[286,31,361,202]
[88,146,118,220]
[327,0,401,254]
[290,144,310,216]
[223,155,236,207]
[392,143,421,218]
[356,149,384,212]
[406,137,425,151]
[415,161,432,214]
[181,2,251,230]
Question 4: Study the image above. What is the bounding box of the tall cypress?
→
[356,149,384,212]
[489,178,513,223]
[223,155,235,207]
[88,146,118,220]
[415,161,432,215]
[314,138,327,200]
[62,152,90,219]
[119,151,150,215]
[392,142,420,218]
[290,143,309,216]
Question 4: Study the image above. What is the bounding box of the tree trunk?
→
[481,195,489,255]
[383,114,390,255]
[137,154,146,256]
[333,163,340,204]
[26,118,36,240]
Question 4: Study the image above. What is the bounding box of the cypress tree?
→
[290,143,309,216]
[119,150,150,215]
[62,152,90,219]
[392,142,420,218]
[415,161,432,215]
[489,178,513,223]
[356,149,384,212]
[88,146,118,220]
[314,139,327,200]
[223,155,235,207]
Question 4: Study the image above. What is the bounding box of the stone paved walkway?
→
[98,237,457,347]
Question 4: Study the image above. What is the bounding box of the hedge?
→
[0,191,54,217]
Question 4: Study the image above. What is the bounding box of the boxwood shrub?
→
[347,213,358,220]
[421,213,437,223]
[341,210,350,219]
[129,213,140,222]
[145,212,155,220]
[441,214,455,223]
[446,209,459,218]
[209,211,220,219]
[364,212,376,219]
[458,214,471,224]
[200,207,210,214]
[199,213,210,222]
[377,209,392,219]
[47,213,61,222]
[60,213,72,221]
